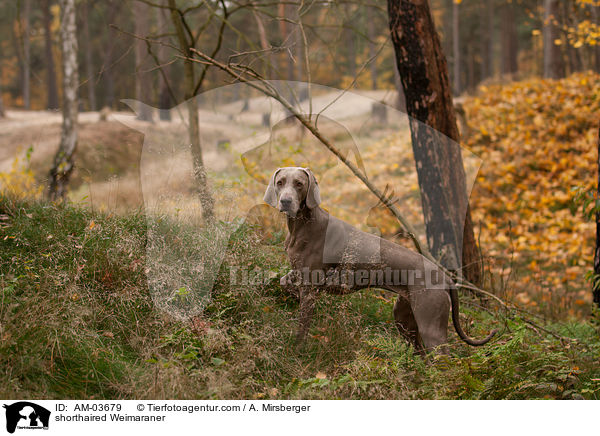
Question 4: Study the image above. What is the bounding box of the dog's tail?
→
[449,286,497,346]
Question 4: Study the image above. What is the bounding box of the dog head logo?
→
[3,402,50,434]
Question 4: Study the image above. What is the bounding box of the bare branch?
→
[134,0,173,9]
[315,32,388,126]
[193,0,229,95]
[143,39,180,116]
[109,24,183,54]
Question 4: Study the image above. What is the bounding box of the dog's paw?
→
[280,274,292,287]
[280,271,301,299]
[280,269,301,286]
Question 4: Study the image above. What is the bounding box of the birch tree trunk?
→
[387,0,482,285]
[48,0,79,201]
[43,0,59,110]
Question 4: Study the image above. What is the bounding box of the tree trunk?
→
[387,0,482,285]
[43,0,59,110]
[452,0,460,95]
[500,2,518,78]
[393,62,405,111]
[594,5,600,74]
[99,2,119,109]
[10,14,25,104]
[566,42,582,75]
[488,0,494,78]
[345,5,357,80]
[0,52,5,117]
[479,1,490,81]
[562,1,582,74]
[367,6,378,90]
[595,123,600,307]
[254,6,277,102]
[156,2,172,120]
[467,33,475,90]
[295,6,304,84]
[22,0,31,109]
[48,0,79,201]
[169,0,214,222]
[83,0,97,111]
[0,37,5,117]
[283,4,295,81]
[543,0,565,79]
[134,0,154,121]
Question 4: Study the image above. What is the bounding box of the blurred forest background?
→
[1,0,600,400]
[0,0,598,110]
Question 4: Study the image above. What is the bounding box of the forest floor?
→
[0,74,599,399]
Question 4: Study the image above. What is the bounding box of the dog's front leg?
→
[296,287,318,345]
[280,270,301,299]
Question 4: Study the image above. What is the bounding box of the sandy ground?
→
[0,89,398,169]
[0,89,431,234]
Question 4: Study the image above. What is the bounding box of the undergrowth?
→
[1,196,599,399]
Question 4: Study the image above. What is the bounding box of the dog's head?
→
[263,167,321,217]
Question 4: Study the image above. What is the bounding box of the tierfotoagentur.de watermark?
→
[229,265,450,289]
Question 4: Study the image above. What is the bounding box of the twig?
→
[521,318,574,344]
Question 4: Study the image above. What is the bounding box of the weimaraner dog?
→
[264,167,496,352]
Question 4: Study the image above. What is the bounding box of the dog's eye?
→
[294,181,303,188]
[276,180,283,186]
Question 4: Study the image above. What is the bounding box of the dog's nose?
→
[280,198,292,208]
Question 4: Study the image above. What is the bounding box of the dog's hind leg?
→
[393,294,420,350]
[410,288,450,354]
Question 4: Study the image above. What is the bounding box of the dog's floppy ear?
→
[302,168,321,209]
[263,168,281,208]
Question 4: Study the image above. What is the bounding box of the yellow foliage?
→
[567,20,600,48]
[0,149,43,200]
[464,72,600,313]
